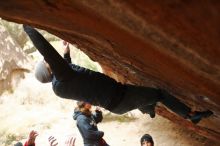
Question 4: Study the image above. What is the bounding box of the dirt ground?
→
[35,111,214,146]
[0,102,215,146]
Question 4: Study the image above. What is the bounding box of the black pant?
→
[112,86,191,118]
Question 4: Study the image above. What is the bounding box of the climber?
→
[23,25,213,124]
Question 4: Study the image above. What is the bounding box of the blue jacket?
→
[73,110,104,146]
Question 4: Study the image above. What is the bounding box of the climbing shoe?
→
[190,110,213,124]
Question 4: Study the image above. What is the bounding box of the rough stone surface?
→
[0,22,31,94]
[0,0,219,143]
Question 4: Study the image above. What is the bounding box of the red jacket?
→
[24,141,35,146]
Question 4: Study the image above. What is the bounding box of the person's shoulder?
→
[77,114,90,124]
[77,113,87,120]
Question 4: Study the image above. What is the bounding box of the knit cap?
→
[140,134,154,145]
[34,60,52,83]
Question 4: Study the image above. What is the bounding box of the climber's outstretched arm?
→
[23,25,72,81]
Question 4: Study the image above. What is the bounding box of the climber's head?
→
[34,60,52,83]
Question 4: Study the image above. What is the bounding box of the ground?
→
[0,73,216,146]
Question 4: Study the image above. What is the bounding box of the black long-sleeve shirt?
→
[24,25,125,111]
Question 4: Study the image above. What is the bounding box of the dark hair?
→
[140,134,154,146]
[76,101,91,116]
[76,101,86,108]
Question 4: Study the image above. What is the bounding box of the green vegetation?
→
[4,134,17,145]
[1,19,59,54]
[71,47,101,72]
[0,19,102,146]
[1,19,28,49]
[102,112,137,123]
[4,133,25,146]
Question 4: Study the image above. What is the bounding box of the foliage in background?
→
[4,134,21,146]
[1,19,28,49]
[0,19,102,146]
[102,112,137,123]
[1,19,101,72]
[0,19,60,54]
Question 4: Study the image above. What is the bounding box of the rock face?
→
[0,22,31,94]
[0,0,219,143]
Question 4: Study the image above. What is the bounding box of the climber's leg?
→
[110,85,162,114]
[188,110,213,124]
[159,90,191,118]
[159,90,213,124]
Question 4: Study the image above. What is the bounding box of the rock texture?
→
[0,0,219,143]
[0,22,30,94]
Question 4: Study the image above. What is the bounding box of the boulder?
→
[0,0,219,143]
[0,22,31,94]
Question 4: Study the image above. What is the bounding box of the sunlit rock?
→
[0,1,219,143]
[0,23,31,94]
